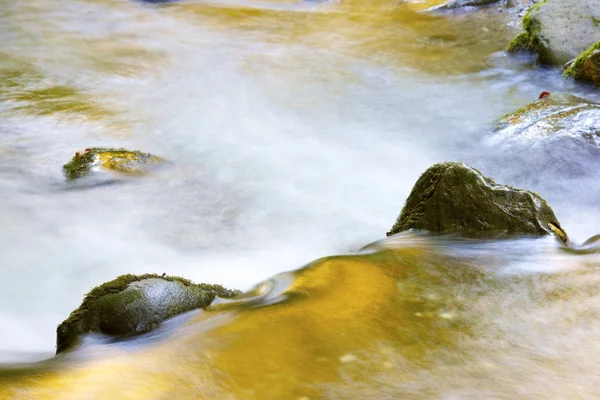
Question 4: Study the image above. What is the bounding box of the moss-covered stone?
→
[56,274,241,354]
[493,92,600,145]
[564,41,600,87]
[388,162,566,240]
[506,32,531,52]
[506,0,600,66]
[62,147,165,180]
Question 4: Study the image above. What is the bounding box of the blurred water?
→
[1,0,599,360]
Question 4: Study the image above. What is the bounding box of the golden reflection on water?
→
[0,54,112,119]
[4,1,596,398]
[175,0,515,75]
[2,235,600,399]
[0,0,518,120]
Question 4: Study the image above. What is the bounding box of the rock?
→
[387,162,566,240]
[507,0,600,66]
[408,0,501,12]
[492,92,600,147]
[427,0,501,10]
[564,41,600,87]
[62,147,165,180]
[56,274,241,354]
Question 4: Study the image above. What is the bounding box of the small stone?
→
[62,147,165,180]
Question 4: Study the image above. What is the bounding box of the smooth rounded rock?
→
[507,0,600,66]
[56,274,241,354]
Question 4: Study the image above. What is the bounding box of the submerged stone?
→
[506,0,600,66]
[407,0,500,12]
[564,41,600,87]
[56,274,241,354]
[388,162,565,240]
[493,92,600,146]
[62,147,165,180]
[428,0,500,10]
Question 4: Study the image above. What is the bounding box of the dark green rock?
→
[56,274,241,354]
[63,147,165,180]
[564,41,600,87]
[507,0,600,66]
[388,162,565,239]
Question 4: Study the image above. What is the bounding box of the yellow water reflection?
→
[2,235,599,399]
[0,54,112,118]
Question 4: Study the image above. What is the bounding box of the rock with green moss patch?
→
[63,147,165,180]
[56,274,241,354]
[507,0,600,66]
[492,92,600,146]
[388,162,565,240]
[564,41,600,87]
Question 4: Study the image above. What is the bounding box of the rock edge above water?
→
[56,274,241,354]
[388,162,567,241]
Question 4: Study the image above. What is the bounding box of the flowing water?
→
[2,0,600,397]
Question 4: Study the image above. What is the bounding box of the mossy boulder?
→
[507,0,600,66]
[493,92,600,146]
[56,274,241,354]
[388,162,566,240]
[63,147,165,180]
[564,41,600,87]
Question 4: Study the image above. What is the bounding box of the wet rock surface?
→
[564,42,600,87]
[63,147,165,180]
[507,0,600,66]
[388,162,565,239]
[427,0,501,10]
[56,274,241,354]
[493,92,600,147]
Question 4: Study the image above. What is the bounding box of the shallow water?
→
[2,0,600,396]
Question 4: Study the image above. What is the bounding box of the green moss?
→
[592,16,600,27]
[62,147,164,180]
[62,148,99,180]
[506,0,550,61]
[564,41,600,86]
[507,32,531,52]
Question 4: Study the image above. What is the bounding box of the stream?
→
[1,0,600,397]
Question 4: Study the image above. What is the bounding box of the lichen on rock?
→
[62,147,165,180]
[388,162,566,240]
[56,274,241,354]
[506,0,600,66]
[564,41,600,87]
